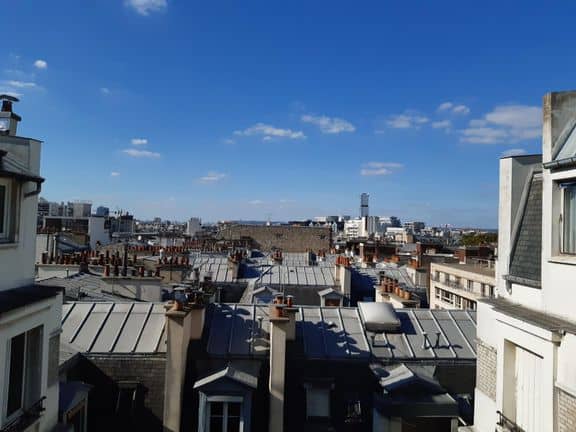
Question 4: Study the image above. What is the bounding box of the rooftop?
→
[431,262,495,279]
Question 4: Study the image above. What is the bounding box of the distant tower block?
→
[360,193,369,217]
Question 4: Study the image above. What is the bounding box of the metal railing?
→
[0,398,45,432]
[496,411,524,432]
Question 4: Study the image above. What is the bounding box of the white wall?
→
[101,277,163,302]
[88,216,110,249]
[0,138,42,291]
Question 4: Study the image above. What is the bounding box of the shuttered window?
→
[514,346,543,431]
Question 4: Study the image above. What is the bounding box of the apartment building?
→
[0,95,64,431]
[472,91,576,432]
[430,262,495,310]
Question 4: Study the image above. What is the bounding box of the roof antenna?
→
[421,332,429,350]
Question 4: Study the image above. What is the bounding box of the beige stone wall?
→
[219,225,331,252]
[558,387,576,432]
[476,339,497,401]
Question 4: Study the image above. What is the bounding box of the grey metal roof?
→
[280,253,335,267]
[368,309,477,361]
[188,255,237,283]
[38,273,122,302]
[255,265,336,287]
[509,173,542,286]
[206,304,476,361]
[61,302,166,354]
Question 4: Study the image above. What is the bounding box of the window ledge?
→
[549,255,576,265]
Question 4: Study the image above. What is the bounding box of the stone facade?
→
[219,224,331,252]
[558,387,576,432]
[476,340,497,401]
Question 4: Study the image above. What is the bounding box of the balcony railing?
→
[496,411,524,432]
[0,398,45,432]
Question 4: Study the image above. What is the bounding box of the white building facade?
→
[0,96,62,431]
[473,91,576,432]
[430,262,495,311]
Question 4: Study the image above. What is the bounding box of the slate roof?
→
[206,303,476,361]
[508,173,542,286]
[61,302,167,354]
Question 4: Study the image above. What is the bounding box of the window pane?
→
[7,333,25,416]
[209,416,223,432]
[227,402,241,417]
[210,401,224,416]
[25,326,43,407]
[0,184,5,233]
[565,186,576,253]
[227,416,240,432]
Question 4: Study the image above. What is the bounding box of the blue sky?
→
[3,1,575,227]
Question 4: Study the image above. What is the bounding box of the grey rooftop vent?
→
[358,302,401,332]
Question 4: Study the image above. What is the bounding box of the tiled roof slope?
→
[509,174,542,284]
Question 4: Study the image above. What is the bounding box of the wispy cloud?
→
[125,0,167,15]
[122,149,160,158]
[199,171,227,184]
[501,148,527,158]
[431,120,452,129]
[360,162,404,176]
[33,59,47,70]
[461,105,541,144]
[301,114,355,134]
[437,102,470,115]
[234,123,305,141]
[385,112,429,129]
[110,171,121,177]
[223,138,235,145]
[100,87,111,95]
[249,200,264,205]
[4,80,36,89]
[131,138,148,146]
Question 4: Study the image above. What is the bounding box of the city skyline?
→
[4,1,573,227]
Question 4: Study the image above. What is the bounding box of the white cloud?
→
[5,80,36,88]
[223,138,235,145]
[385,112,429,129]
[234,123,305,140]
[301,114,355,134]
[110,171,121,177]
[437,102,454,112]
[432,120,452,129]
[33,59,47,70]
[461,105,541,144]
[360,162,403,176]
[438,101,470,115]
[501,148,527,158]
[125,0,167,15]
[199,171,227,183]
[249,200,264,205]
[131,138,148,146]
[100,87,110,95]
[122,149,160,158]
[452,104,470,115]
